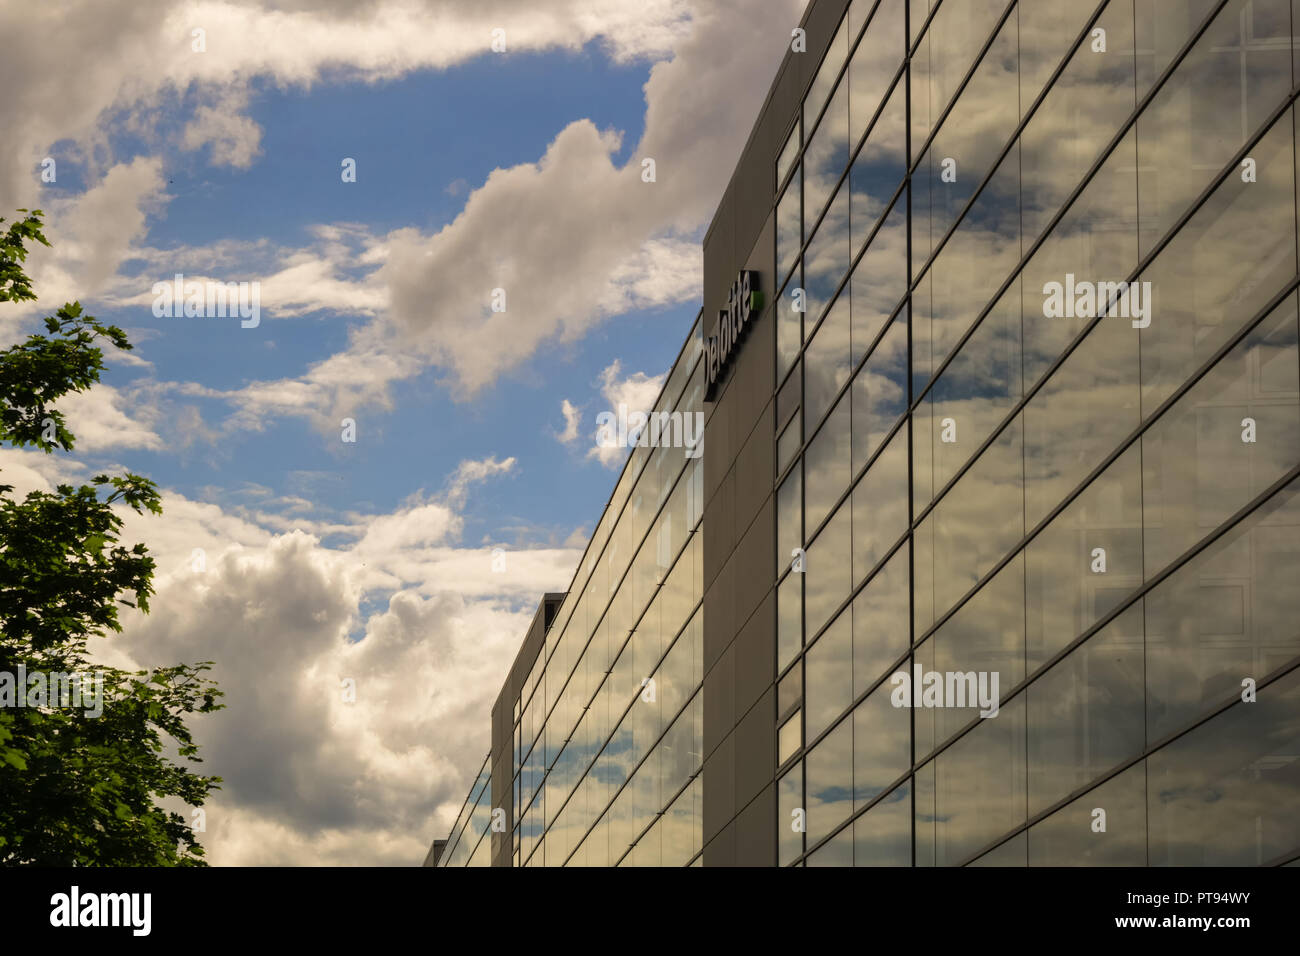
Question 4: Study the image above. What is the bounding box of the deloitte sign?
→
[704,270,764,401]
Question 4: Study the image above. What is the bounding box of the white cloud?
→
[0,445,581,865]
[3,157,169,335]
[557,399,581,444]
[587,359,667,468]
[2,0,802,434]
[59,384,166,453]
[181,87,263,169]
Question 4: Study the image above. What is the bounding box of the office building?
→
[432,0,1300,866]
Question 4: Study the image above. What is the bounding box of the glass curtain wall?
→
[512,317,707,867]
[775,0,1300,866]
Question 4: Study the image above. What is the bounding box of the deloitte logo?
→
[704,270,764,401]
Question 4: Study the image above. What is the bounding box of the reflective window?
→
[913,417,1023,633]
[804,393,851,534]
[806,193,852,337]
[930,695,1027,866]
[805,500,852,639]
[806,15,850,138]
[806,611,853,739]
[1027,604,1145,816]
[1026,443,1143,669]
[852,541,910,697]
[853,676,910,808]
[777,117,800,190]
[778,765,804,865]
[1148,664,1300,865]
[852,312,908,474]
[1141,294,1300,577]
[850,200,908,368]
[777,168,802,291]
[850,75,908,257]
[1028,763,1147,866]
[806,716,854,844]
[1146,475,1300,742]
[779,710,803,767]
[778,570,803,674]
[804,294,851,427]
[778,266,804,381]
[854,781,912,865]
[851,425,910,584]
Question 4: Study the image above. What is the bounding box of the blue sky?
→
[60,46,689,539]
[0,0,802,865]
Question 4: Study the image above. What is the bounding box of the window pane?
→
[932,694,1026,866]
[1027,604,1145,816]
[850,199,908,368]
[910,0,1010,163]
[850,73,907,257]
[850,0,905,148]
[913,416,1023,633]
[777,168,802,290]
[852,312,908,477]
[804,77,850,236]
[913,146,1021,389]
[915,552,1025,758]
[853,676,910,809]
[806,715,853,844]
[854,780,911,865]
[1148,664,1300,865]
[1136,0,1293,259]
[1146,475,1300,741]
[1021,129,1138,391]
[805,189,852,335]
[1028,762,1147,866]
[805,292,851,427]
[805,15,850,138]
[853,540,910,696]
[778,265,804,382]
[806,610,852,740]
[777,117,800,190]
[807,827,854,866]
[1026,443,1144,669]
[852,425,910,584]
[777,413,801,477]
[1141,295,1300,577]
[1020,0,1138,245]
[967,831,1025,866]
[805,393,851,534]
[1024,306,1140,530]
[779,709,802,766]
[912,11,1018,268]
[778,464,802,561]
[913,284,1020,514]
[805,502,852,640]
[778,571,803,673]
[778,658,802,720]
[779,765,804,865]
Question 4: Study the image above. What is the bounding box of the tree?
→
[0,210,223,865]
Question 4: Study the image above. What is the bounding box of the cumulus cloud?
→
[0,0,699,215]
[3,157,169,337]
[587,359,666,468]
[2,0,802,426]
[181,87,263,169]
[557,399,581,443]
[1,445,580,865]
[59,384,166,453]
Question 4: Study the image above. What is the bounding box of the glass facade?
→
[441,317,707,867]
[775,0,1300,866]
[435,0,1300,868]
[435,753,493,867]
